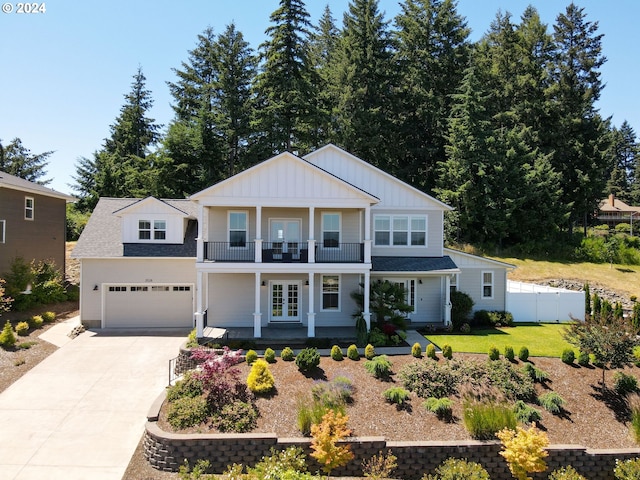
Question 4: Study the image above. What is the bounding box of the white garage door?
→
[104,284,194,328]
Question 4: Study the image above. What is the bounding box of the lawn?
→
[424,323,576,358]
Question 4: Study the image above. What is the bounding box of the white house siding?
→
[370,207,444,257]
[79,258,196,328]
[207,273,257,327]
[371,275,443,323]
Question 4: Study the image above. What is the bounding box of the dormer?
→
[114,197,193,244]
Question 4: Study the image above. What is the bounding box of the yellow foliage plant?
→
[310,410,354,475]
[497,424,549,480]
[246,359,275,394]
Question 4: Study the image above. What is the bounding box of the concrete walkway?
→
[0,319,186,480]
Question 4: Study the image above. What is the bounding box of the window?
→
[450,275,458,295]
[322,275,340,311]
[392,279,416,313]
[154,220,166,240]
[229,211,247,247]
[482,271,494,299]
[0,220,5,243]
[152,286,169,292]
[131,286,148,292]
[138,219,166,240]
[138,220,151,240]
[173,286,191,291]
[108,286,127,292]
[374,215,427,246]
[24,197,34,220]
[322,213,340,248]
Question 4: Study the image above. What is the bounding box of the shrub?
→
[451,290,474,330]
[41,311,56,322]
[295,347,320,372]
[613,371,638,395]
[29,315,44,329]
[538,392,566,414]
[473,309,491,327]
[578,350,590,366]
[549,466,587,480]
[167,395,209,429]
[484,360,537,400]
[423,397,453,421]
[488,345,500,361]
[364,355,393,379]
[263,347,276,363]
[422,458,490,480]
[631,397,640,444]
[0,320,16,348]
[442,344,453,360]
[368,327,387,347]
[462,398,516,440]
[310,410,354,475]
[561,348,575,364]
[247,359,275,394]
[383,387,410,406]
[312,378,353,409]
[297,399,336,436]
[488,311,514,327]
[166,370,203,403]
[426,343,437,359]
[214,401,258,433]
[521,362,549,383]
[460,323,471,333]
[15,321,29,336]
[330,345,344,361]
[347,344,360,360]
[281,346,295,361]
[361,450,397,480]
[518,346,529,362]
[245,349,258,365]
[364,343,375,360]
[497,424,549,480]
[504,346,515,362]
[513,400,542,424]
[186,329,198,348]
[411,342,422,358]
[399,360,460,399]
[614,458,640,480]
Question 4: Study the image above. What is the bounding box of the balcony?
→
[203,241,365,263]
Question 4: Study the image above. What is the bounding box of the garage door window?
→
[173,286,191,291]
[152,286,169,292]
[109,286,127,292]
[131,286,148,292]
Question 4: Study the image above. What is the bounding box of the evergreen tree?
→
[70,155,98,211]
[393,0,470,190]
[252,0,318,155]
[606,121,639,203]
[0,138,52,184]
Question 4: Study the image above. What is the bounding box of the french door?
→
[270,219,301,260]
[270,281,301,322]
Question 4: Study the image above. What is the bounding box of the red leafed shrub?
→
[382,323,397,336]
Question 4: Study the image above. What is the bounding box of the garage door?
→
[104,284,194,328]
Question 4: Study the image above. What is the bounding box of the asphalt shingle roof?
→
[371,256,459,272]
[0,170,75,201]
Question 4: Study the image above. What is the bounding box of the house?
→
[0,171,75,276]
[597,194,640,230]
[72,145,512,336]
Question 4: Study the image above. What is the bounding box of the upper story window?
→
[0,220,5,243]
[374,215,427,246]
[138,221,151,240]
[24,197,34,220]
[229,211,247,247]
[482,271,494,299]
[138,220,167,240]
[322,213,340,248]
[154,220,166,240]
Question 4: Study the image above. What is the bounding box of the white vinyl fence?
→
[506,281,585,323]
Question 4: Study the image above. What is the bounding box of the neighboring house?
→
[73,145,513,336]
[597,194,640,229]
[0,170,75,276]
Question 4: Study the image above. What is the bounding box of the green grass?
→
[425,323,576,358]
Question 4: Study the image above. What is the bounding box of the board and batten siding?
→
[370,208,443,257]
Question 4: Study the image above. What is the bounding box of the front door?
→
[270,281,301,322]
[270,219,301,260]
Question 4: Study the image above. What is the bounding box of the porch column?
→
[363,205,371,263]
[444,275,452,326]
[195,270,205,338]
[196,204,204,262]
[255,206,262,262]
[308,207,315,263]
[307,273,315,337]
[253,272,262,338]
[363,270,371,331]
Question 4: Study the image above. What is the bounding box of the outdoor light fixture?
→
[93,285,99,291]
[261,281,266,287]
[305,280,309,286]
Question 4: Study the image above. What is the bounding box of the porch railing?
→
[204,242,255,262]
[203,241,364,263]
[315,243,364,263]
[262,242,308,263]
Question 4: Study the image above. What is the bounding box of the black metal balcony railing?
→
[203,241,364,263]
[315,243,364,263]
[262,242,307,263]
[204,242,255,262]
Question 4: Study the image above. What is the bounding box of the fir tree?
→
[0,138,52,184]
[606,121,639,203]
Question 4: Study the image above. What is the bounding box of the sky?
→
[1,0,638,196]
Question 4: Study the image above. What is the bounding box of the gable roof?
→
[0,170,75,202]
[304,144,453,211]
[113,196,194,217]
[599,195,640,213]
[189,151,379,207]
[72,198,197,258]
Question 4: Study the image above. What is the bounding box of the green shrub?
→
[264,347,276,363]
[422,457,490,480]
[426,343,437,359]
[17,341,37,349]
[41,311,56,322]
[364,355,393,379]
[411,342,422,358]
[423,397,454,421]
[166,370,204,403]
[504,346,515,362]
[634,346,640,367]
[488,345,500,361]
[442,344,453,360]
[538,392,566,414]
[295,347,320,372]
[281,346,295,361]
[245,349,258,365]
[364,343,375,360]
[0,320,17,348]
[311,377,353,409]
[578,350,590,366]
[561,348,575,365]
[330,345,344,361]
[186,329,198,348]
[167,395,209,429]
[473,309,491,327]
[249,446,309,479]
[383,387,410,406]
[512,400,542,424]
[368,327,387,347]
[521,362,549,383]
[462,399,516,440]
[613,372,638,395]
[518,346,529,362]
[460,323,471,333]
[296,397,345,436]
[488,311,514,327]
[614,458,640,480]
[15,321,30,336]
[347,344,360,360]
[451,290,474,330]
[631,399,640,444]
[29,315,44,329]
[399,360,460,399]
[247,359,275,394]
[213,401,258,433]
[548,465,587,480]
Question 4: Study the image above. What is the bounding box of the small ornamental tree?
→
[247,359,275,394]
[497,424,549,480]
[0,319,16,349]
[310,410,354,475]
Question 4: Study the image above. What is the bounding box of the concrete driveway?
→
[0,321,187,480]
